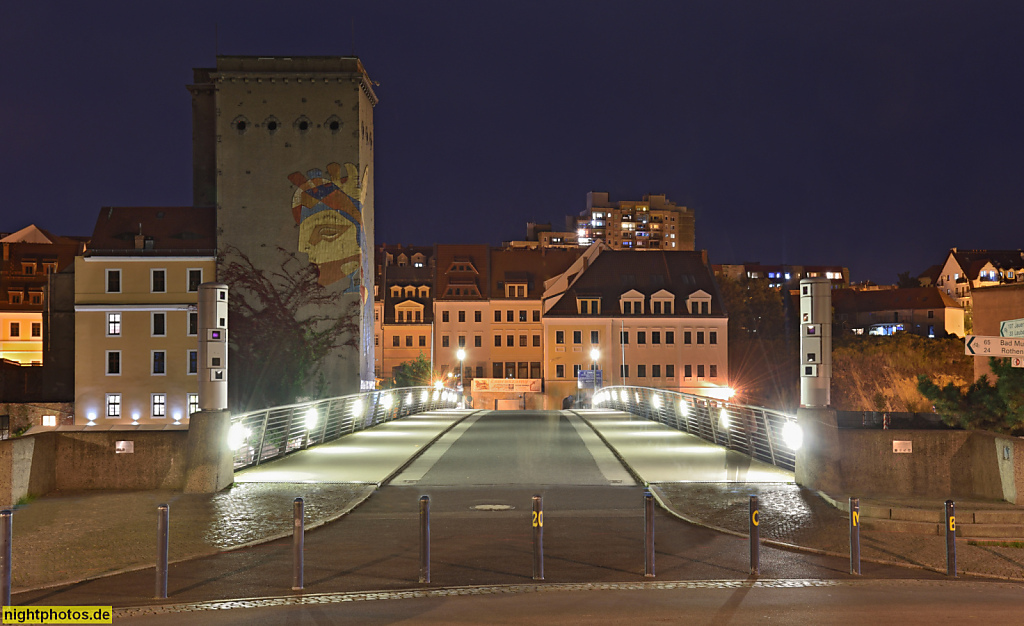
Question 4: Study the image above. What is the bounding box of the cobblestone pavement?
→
[653,483,1024,580]
[9,482,374,591]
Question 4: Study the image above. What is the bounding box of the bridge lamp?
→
[719,409,730,431]
[782,421,803,450]
[634,392,640,403]
[382,394,393,409]
[227,423,250,451]
[305,408,319,430]
[405,393,414,406]
[652,395,662,409]
[679,400,689,417]
[432,390,439,402]
[434,380,443,390]
[351,399,363,416]
[421,390,429,402]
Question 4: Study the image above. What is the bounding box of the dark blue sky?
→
[3,2,1022,283]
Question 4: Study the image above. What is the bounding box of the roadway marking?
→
[564,413,637,486]
[391,412,486,484]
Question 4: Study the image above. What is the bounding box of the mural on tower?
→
[289,162,368,296]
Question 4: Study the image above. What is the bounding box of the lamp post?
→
[590,347,600,408]
[457,348,466,408]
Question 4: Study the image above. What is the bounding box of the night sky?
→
[4,2,1023,284]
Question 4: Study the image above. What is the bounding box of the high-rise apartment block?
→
[574,192,695,251]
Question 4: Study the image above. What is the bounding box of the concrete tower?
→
[189,56,377,403]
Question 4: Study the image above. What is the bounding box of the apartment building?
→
[432,245,491,390]
[375,244,434,382]
[573,192,695,251]
[542,246,729,408]
[74,207,216,425]
[715,262,849,290]
[933,248,1024,310]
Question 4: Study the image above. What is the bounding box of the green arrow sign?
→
[1000,318,1024,338]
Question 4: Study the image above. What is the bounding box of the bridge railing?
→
[228,387,460,470]
[592,386,801,471]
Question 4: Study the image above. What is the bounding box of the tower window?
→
[329,120,340,131]
[236,121,246,131]
[267,121,278,131]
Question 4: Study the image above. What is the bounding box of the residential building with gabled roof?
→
[935,248,1024,310]
[832,287,964,338]
[542,245,730,407]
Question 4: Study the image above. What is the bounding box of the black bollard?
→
[749,495,759,576]
[0,510,11,607]
[849,497,860,575]
[945,500,956,577]
[532,495,544,581]
[156,504,169,599]
[644,491,655,577]
[292,497,304,590]
[419,496,430,584]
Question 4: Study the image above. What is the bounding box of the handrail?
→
[593,386,801,471]
[228,387,460,470]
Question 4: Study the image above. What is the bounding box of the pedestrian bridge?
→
[228,386,801,485]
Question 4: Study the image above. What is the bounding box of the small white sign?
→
[893,440,912,454]
[1000,318,1024,338]
[115,440,134,454]
[1013,356,1024,369]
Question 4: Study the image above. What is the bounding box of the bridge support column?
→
[182,409,234,493]
[794,407,843,494]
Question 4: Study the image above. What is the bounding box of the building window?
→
[31,322,41,337]
[620,331,629,344]
[507,334,514,347]
[8,292,21,305]
[666,364,675,378]
[151,269,166,293]
[151,313,166,336]
[652,364,661,378]
[106,269,121,293]
[652,331,661,344]
[475,311,482,323]
[702,302,709,314]
[442,336,450,348]
[637,364,646,377]
[507,310,514,322]
[533,310,540,322]
[710,364,718,378]
[573,364,582,378]
[153,351,166,375]
[573,330,582,344]
[710,331,717,345]
[494,335,502,347]
[530,362,541,378]
[556,364,565,378]
[106,394,121,418]
[472,335,480,348]
[375,335,379,346]
[533,334,540,347]
[442,311,450,323]
[697,331,705,345]
[519,335,527,347]
[106,350,121,375]
[505,361,516,378]
[188,394,199,416]
[586,330,596,344]
[420,335,428,347]
[493,362,504,378]
[152,394,166,418]
[188,350,198,374]
[9,322,19,338]
[188,312,198,336]
[30,293,42,305]
[476,366,484,378]
[458,335,466,348]
[494,310,501,322]
[928,310,934,319]
[684,364,692,378]
[620,364,629,377]
[107,313,122,336]
[666,331,675,344]
[188,269,203,292]
[684,331,692,344]
[459,310,466,323]
[637,331,646,344]
[697,364,705,378]
[393,336,400,347]
[653,301,662,315]
[407,336,414,347]
[556,331,564,344]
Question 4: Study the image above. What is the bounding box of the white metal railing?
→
[228,387,460,470]
[592,386,802,471]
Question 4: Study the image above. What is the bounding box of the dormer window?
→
[650,289,675,315]
[395,301,424,324]
[418,286,430,298]
[686,290,712,315]
[411,253,426,267]
[506,283,527,298]
[404,286,416,298]
[390,286,402,297]
[620,289,644,315]
[397,254,408,266]
[577,297,601,315]
[21,263,35,276]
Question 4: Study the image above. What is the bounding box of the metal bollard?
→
[1,510,11,607]
[292,497,304,590]
[644,490,655,577]
[945,500,956,577]
[849,497,861,575]
[156,504,169,599]
[749,495,759,576]
[532,495,544,581]
[419,496,430,584]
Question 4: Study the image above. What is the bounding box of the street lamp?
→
[456,348,466,408]
[589,347,600,408]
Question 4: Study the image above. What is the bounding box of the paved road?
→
[15,410,958,613]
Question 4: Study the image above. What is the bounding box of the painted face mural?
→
[289,162,367,291]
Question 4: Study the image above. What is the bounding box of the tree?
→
[918,357,1024,434]
[896,271,921,289]
[389,353,435,388]
[219,246,358,412]
[717,276,798,409]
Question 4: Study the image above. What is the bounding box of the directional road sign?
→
[577,369,603,385]
[965,335,1024,357]
[1000,318,1024,338]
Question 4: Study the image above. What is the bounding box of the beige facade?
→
[75,255,215,425]
[190,56,377,396]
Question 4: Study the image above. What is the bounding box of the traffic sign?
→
[577,369,603,385]
[965,335,1024,357]
[1000,318,1024,338]
[1013,357,1024,369]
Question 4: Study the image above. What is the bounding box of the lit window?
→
[187,394,199,416]
[152,393,166,418]
[42,415,57,427]
[107,313,121,336]
[106,394,121,418]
